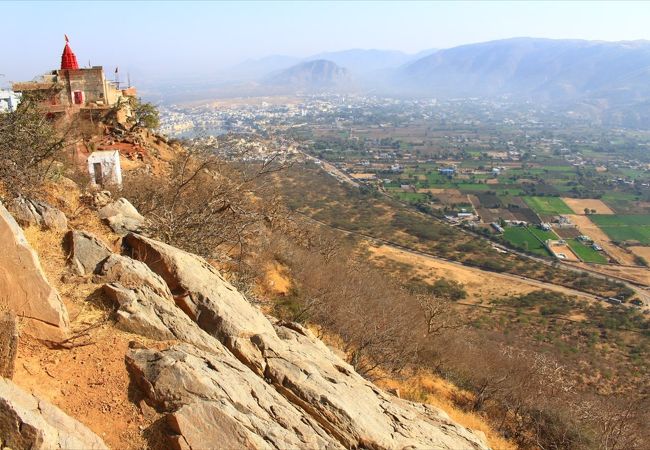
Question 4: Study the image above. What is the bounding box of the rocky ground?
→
[0,182,492,449]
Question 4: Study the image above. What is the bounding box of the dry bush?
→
[120,143,284,259]
[0,94,73,199]
[262,230,432,379]
[429,331,650,450]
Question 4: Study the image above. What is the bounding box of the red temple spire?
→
[61,35,79,70]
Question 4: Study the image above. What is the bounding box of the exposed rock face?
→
[102,258,339,448]
[127,345,340,450]
[98,198,145,234]
[0,378,108,449]
[123,233,276,373]
[9,197,68,231]
[99,254,171,298]
[0,202,68,340]
[0,312,18,378]
[122,233,490,449]
[64,230,112,276]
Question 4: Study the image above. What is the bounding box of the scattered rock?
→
[9,197,68,231]
[98,198,145,234]
[92,190,113,208]
[126,344,339,450]
[0,378,108,449]
[0,312,18,379]
[64,230,112,276]
[0,202,69,340]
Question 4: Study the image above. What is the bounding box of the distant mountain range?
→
[230,48,437,80]
[396,37,650,103]
[150,38,650,127]
[264,60,351,90]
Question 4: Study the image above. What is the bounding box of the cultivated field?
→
[562,197,614,215]
[590,214,650,244]
[523,196,573,215]
[502,226,553,256]
[568,214,637,265]
[566,239,608,264]
[629,245,650,263]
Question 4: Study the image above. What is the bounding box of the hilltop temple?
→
[13,36,136,121]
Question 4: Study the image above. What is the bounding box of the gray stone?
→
[123,233,275,374]
[9,197,67,231]
[103,283,221,352]
[123,233,489,449]
[98,198,144,234]
[0,378,108,449]
[0,202,68,341]
[92,191,113,208]
[99,254,171,298]
[64,230,112,276]
[126,344,340,450]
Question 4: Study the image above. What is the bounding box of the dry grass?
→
[377,372,517,450]
[260,261,292,296]
[311,326,516,450]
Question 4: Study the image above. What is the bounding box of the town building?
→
[12,36,136,122]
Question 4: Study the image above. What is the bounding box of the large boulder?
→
[104,283,219,351]
[63,230,112,276]
[126,344,339,450]
[123,233,276,374]
[0,378,108,449]
[9,197,68,231]
[0,202,68,340]
[98,198,145,234]
[123,234,489,449]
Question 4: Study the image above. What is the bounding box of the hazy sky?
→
[2,1,650,84]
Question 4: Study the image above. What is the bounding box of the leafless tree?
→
[121,141,287,260]
[0,93,72,198]
[415,292,462,336]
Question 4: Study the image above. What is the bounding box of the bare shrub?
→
[120,143,285,259]
[0,95,71,198]
[263,231,428,380]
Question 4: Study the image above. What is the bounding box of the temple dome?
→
[61,36,79,70]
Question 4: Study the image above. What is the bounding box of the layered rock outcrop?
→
[9,197,68,231]
[0,378,108,449]
[0,202,68,340]
[120,233,490,449]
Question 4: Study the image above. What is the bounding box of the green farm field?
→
[523,196,573,215]
[567,239,608,264]
[590,214,650,244]
[502,226,552,256]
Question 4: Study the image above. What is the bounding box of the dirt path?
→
[568,214,638,265]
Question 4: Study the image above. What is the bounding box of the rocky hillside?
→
[398,37,650,103]
[0,172,491,448]
[265,59,352,91]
